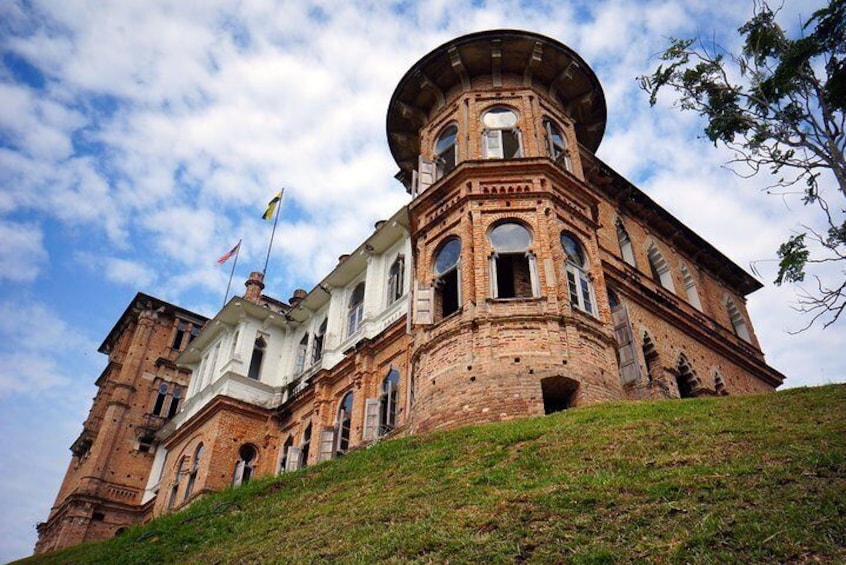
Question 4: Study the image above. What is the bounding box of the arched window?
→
[481,106,521,159]
[647,243,675,292]
[726,298,751,342]
[616,220,636,267]
[434,237,461,319]
[168,457,185,509]
[233,444,257,486]
[152,383,169,416]
[675,355,699,398]
[279,435,294,473]
[347,282,365,337]
[380,369,400,432]
[680,263,702,310]
[713,370,728,396]
[153,382,181,419]
[608,288,620,310]
[301,423,312,467]
[489,221,537,299]
[543,118,571,170]
[561,233,595,315]
[184,443,203,500]
[230,329,240,358]
[172,320,188,350]
[312,319,327,364]
[387,255,405,305]
[642,333,659,383]
[167,387,181,418]
[294,333,309,374]
[434,124,458,177]
[247,335,267,381]
[336,392,354,455]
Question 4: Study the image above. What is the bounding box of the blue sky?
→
[0,0,842,561]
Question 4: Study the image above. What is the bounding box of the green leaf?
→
[775,234,809,285]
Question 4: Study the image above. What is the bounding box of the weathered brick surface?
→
[38,33,786,556]
[35,295,206,554]
[404,73,780,433]
[152,318,411,518]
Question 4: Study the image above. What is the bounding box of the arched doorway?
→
[540,376,579,414]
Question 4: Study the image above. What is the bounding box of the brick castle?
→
[35,30,784,554]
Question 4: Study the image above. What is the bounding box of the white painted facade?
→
[159,211,412,442]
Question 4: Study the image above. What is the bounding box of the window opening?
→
[230,329,240,359]
[608,289,620,310]
[489,222,535,299]
[642,333,660,383]
[197,353,210,391]
[647,244,675,292]
[434,124,458,177]
[714,372,728,396]
[301,423,312,467]
[541,376,579,414]
[189,325,201,343]
[205,342,221,387]
[233,444,257,486]
[336,392,354,455]
[434,237,461,319]
[681,263,702,310]
[482,107,521,159]
[380,369,400,433]
[543,118,571,170]
[247,335,267,381]
[167,387,181,418]
[172,321,187,350]
[348,282,365,337]
[184,443,202,500]
[294,333,309,374]
[561,233,594,315]
[387,255,405,305]
[152,383,169,416]
[616,220,636,266]
[312,319,327,364]
[675,355,698,398]
[138,435,155,453]
[279,436,294,473]
[168,458,185,509]
[726,298,751,342]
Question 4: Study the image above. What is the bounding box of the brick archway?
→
[540,376,579,414]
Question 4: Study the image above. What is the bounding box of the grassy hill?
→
[22,385,846,564]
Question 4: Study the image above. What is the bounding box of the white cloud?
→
[0,0,842,560]
[0,220,47,282]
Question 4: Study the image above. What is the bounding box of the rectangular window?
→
[437,269,460,318]
[387,256,405,304]
[567,266,594,315]
[348,303,363,336]
[483,130,521,159]
[493,254,533,299]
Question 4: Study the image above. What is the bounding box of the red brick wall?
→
[37,299,204,554]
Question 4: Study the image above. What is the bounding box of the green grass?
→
[21,385,846,564]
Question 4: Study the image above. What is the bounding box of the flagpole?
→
[223,240,242,308]
[263,189,284,276]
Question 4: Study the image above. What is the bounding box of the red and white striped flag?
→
[216,241,241,265]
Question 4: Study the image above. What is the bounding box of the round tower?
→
[387,30,624,433]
